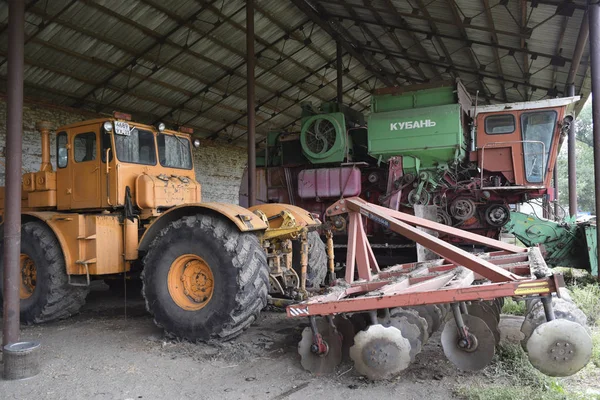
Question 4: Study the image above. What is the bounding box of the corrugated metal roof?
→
[0,0,592,145]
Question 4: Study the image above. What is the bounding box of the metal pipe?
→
[553,164,559,220]
[2,0,25,347]
[590,4,600,281]
[246,0,256,207]
[36,121,52,172]
[336,39,343,104]
[567,84,578,218]
[566,13,589,88]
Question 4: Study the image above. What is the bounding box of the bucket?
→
[3,341,41,380]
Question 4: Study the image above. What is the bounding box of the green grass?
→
[501,297,526,316]
[569,284,600,325]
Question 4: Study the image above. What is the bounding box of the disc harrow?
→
[288,197,592,380]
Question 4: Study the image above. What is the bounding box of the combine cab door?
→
[70,125,102,209]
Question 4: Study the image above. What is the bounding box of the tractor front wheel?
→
[142,214,269,341]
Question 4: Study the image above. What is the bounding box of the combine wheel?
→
[388,315,422,361]
[437,209,452,226]
[142,214,269,341]
[467,303,501,345]
[350,324,412,380]
[526,319,592,377]
[298,318,343,374]
[450,198,476,221]
[292,231,327,288]
[390,308,429,345]
[441,314,495,371]
[333,315,356,360]
[520,298,587,349]
[0,221,89,323]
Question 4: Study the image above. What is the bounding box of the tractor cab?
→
[52,113,201,217]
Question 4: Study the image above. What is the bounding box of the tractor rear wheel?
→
[0,221,89,323]
[141,214,269,341]
[292,231,328,288]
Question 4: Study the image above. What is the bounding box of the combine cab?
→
[241,80,578,264]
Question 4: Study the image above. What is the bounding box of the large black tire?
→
[141,214,269,341]
[0,221,89,323]
[292,231,328,288]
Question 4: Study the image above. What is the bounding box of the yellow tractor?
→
[0,114,325,341]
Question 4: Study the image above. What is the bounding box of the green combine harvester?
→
[505,211,598,277]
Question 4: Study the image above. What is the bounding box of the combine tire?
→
[292,231,328,288]
[142,214,269,341]
[0,221,89,323]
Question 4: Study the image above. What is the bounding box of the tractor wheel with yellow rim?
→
[141,213,269,341]
[0,221,89,323]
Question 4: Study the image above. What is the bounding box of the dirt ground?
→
[0,283,595,400]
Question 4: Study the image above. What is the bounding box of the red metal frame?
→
[287,197,563,318]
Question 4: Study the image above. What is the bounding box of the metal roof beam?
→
[290,0,396,87]
[363,46,562,96]
[324,13,567,63]
[482,0,508,102]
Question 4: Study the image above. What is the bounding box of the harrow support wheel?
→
[526,319,592,377]
[441,314,495,371]
[298,318,343,375]
[350,324,412,381]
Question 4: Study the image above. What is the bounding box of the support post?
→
[246,0,256,207]
[589,4,600,281]
[336,40,343,104]
[553,166,559,220]
[2,0,25,347]
[567,84,578,218]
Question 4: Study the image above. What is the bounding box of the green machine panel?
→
[371,84,457,113]
[367,103,465,168]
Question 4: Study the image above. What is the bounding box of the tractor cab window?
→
[74,132,97,162]
[157,133,192,170]
[57,131,68,168]
[521,110,557,183]
[114,127,157,165]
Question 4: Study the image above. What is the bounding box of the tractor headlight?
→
[157,122,166,132]
[103,121,113,132]
[193,138,201,148]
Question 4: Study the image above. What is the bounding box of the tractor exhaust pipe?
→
[36,121,53,172]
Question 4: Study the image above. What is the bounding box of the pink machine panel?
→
[297,167,362,199]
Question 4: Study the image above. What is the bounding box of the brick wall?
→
[0,99,247,205]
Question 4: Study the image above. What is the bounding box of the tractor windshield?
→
[114,128,157,165]
[157,133,193,170]
[521,110,557,183]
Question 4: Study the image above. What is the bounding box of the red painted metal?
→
[288,197,563,319]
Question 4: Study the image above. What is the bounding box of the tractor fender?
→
[248,203,321,229]
[138,202,267,254]
[0,211,78,275]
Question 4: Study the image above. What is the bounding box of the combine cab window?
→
[485,114,515,134]
[114,128,156,165]
[521,110,557,183]
[74,132,97,162]
[157,133,192,170]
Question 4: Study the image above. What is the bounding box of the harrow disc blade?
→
[350,324,412,381]
[426,305,444,333]
[467,302,501,345]
[298,320,343,375]
[391,308,430,345]
[333,315,356,361]
[389,316,422,361]
[410,305,435,336]
[441,315,495,371]
[526,319,592,377]
[520,298,587,349]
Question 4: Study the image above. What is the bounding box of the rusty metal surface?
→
[567,83,578,218]
[2,0,25,347]
[246,0,256,206]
